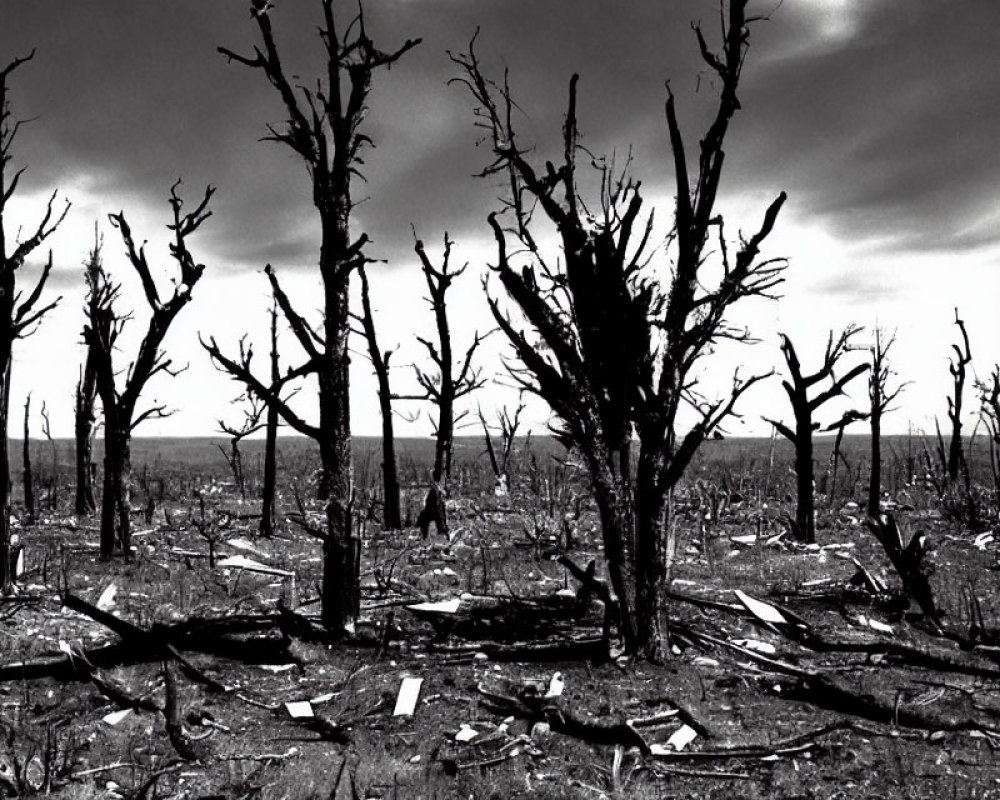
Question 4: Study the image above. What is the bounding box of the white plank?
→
[393,676,423,716]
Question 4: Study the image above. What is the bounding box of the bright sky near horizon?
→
[0,1,997,441]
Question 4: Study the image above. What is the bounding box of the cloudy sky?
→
[1,0,997,441]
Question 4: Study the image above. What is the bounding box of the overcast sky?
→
[1,0,997,441]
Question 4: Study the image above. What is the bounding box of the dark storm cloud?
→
[731,0,1000,256]
[2,0,999,273]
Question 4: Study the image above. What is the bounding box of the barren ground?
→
[0,435,998,799]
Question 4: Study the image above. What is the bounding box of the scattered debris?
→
[393,676,423,716]
[217,554,294,577]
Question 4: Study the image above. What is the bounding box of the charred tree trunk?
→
[318,316,358,631]
[75,233,102,516]
[355,267,401,530]
[100,424,131,559]
[766,329,869,545]
[412,235,487,538]
[634,453,669,661]
[259,304,279,538]
[74,362,98,515]
[86,184,213,559]
[868,408,882,516]
[590,468,637,653]
[945,310,972,484]
[0,359,11,593]
[21,394,34,525]
[0,52,66,589]
[453,1,787,660]
[868,329,904,518]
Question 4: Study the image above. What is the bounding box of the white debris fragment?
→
[407,598,462,614]
[102,709,133,726]
[544,672,564,699]
[732,638,777,655]
[216,555,294,577]
[96,582,117,611]
[284,701,314,719]
[393,677,423,716]
[734,589,788,625]
[455,724,478,742]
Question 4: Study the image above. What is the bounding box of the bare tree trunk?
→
[380,409,401,530]
[635,453,668,660]
[868,402,882,518]
[356,268,401,530]
[319,336,357,630]
[21,394,34,526]
[794,417,815,543]
[0,52,67,587]
[591,474,637,653]
[259,306,279,538]
[946,311,972,483]
[101,425,132,559]
[74,362,98,515]
[0,359,11,593]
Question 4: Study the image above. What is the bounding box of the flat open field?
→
[0,433,998,798]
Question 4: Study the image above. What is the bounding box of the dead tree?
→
[453,1,786,660]
[942,309,972,483]
[0,52,68,591]
[218,396,265,501]
[765,327,869,544]
[205,2,419,633]
[75,231,102,515]
[978,366,1000,494]
[867,328,906,517]
[260,301,280,538]
[411,233,488,537]
[353,266,402,530]
[21,395,34,524]
[479,401,525,494]
[40,400,57,510]
[85,182,213,559]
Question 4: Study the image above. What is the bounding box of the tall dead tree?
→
[453,0,786,660]
[204,2,419,633]
[765,327,869,544]
[978,366,1000,494]
[479,401,525,493]
[867,328,906,517]
[85,182,213,559]
[353,266,402,530]
[218,394,266,501]
[0,52,67,591]
[411,234,487,537]
[260,301,280,538]
[21,395,34,524]
[941,309,972,483]
[75,231,102,515]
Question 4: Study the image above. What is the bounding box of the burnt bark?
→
[85,183,213,559]
[0,53,66,590]
[207,3,418,632]
[74,234,102,516]
[21,394,33,524]
[765,328,869,544]
[454,2,786,659]
[945,309,972,483]
[868,328,905,517]
[410,234,488,537]
[260,303,279,538]
[355,267,401,530]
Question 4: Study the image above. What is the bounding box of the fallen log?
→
[780,672,1000,735]
[63,592,227,693]
[476,681,651,755]
[0,608,287,683]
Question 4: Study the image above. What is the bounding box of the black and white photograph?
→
[0,1,998,796]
